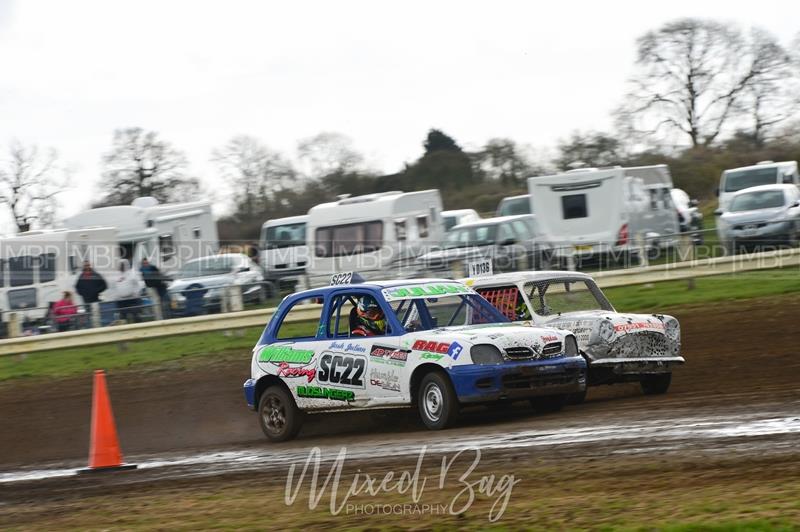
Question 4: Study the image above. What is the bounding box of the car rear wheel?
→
[566,389,587,405]
[530,394,567,413]
[258,385,303,442]
[640,373,672,395]
[417,372,459,430]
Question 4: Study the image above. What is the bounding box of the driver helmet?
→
[356,296,386,334]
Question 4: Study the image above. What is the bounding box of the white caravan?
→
[63,197,218,275]
[259,215,309,283]
[0,227,118,322]
[527,165,680,260]
[717,161,799,212]
[306,190,444,282]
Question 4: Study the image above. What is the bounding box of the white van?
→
[717,161,799,212]
[307,190,444,282]
[63,197,218,275]
[496,194,531,217]
[0,227,118,322]
[259,215,309,284]
[527,165,680,261]
[441,209,481,232]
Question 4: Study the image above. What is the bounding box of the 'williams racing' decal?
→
[276,362,316,383]
[258,346,315,364]
[317,352,366,389]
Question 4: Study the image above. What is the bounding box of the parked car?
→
[442,209,481,232]
[671,188,704,242]
[243,277,587,441]
[495,194,531,217]
[415,215,547,277]
[465,270,684,403]
[715,184,800,253]
[168,254,265,315]
[716,161,799,212]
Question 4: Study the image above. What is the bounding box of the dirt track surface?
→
[3,295,800,470]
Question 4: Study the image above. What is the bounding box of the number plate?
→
[574,244,592,252]
[467,259,493,277]
[329,272,353,285]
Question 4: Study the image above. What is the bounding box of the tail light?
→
[616,224,629,246]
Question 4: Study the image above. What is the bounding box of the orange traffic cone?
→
[79,370,137,473]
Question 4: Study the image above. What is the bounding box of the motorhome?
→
[0,227,118,323]
[306,190,444,282]
[63,197,218,274]
[527,165,680,262]
[259,215,309,287]
[717,161,799,212]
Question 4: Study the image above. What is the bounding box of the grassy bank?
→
[1,268,797,382]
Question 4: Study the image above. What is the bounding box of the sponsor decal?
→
[384,283,472,300]
[277,362,316,383]
[369,368,401,392]
[420,353,444,361]
[411,340,463,360]
[329,341,367,354]
[258,346,315,364]
[317,353,367,389]
[296,385,355,402]
[369,344,410,363]
[541,335,559,343]
[614,321,665,332]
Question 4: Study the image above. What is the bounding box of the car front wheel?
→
[530,394,567,413]
[640,373,672,395]
[417,372,459,430]
[258,385,303,442]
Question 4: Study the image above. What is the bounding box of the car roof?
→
[290,278,469,298]
[442,209,478,217]
[500,194,530,201]
[464,270,595,286]
[730,184,796,196]
[451,214,533,230]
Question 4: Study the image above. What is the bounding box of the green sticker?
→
[420,352,444,361]
[258,346,315,364]
[296,386,355,402]
[387,284,470,299]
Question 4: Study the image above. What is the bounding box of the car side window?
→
[510,220,532,240]
[497,223,515,243]
[276,296,324,340]
[328,292,390,337]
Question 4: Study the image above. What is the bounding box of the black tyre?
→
[566,388,587,405]
[417,372,459,430]
[258,385,303,442]
[530,394,567,413]
[640,373,672,395]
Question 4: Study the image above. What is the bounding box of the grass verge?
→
[1,268,798,382]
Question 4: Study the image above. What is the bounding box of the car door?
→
[323,290,401,401]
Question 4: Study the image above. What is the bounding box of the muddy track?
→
[2,295,799,469]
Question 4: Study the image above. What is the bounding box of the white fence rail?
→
[1,247,798,357]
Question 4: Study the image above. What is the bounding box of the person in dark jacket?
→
[140,258,170,317]
[75,260,107,304]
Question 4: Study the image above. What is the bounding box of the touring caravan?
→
[259,215,309,286]
[0,227,118,322]
[63,197,218,275]
[306,190,444,283]
[717,161,799,212]
[527,165,680,262]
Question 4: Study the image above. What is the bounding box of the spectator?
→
[140,258,170,318]
[53,291,78,332]
[114,259,142,323]
[75,260,107,304]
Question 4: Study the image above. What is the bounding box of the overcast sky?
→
[0,0,798,231]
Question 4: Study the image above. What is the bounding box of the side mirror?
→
[238,266,250,273]
[689,199,699,207]
[791,201,800,208]
[499,238,516,246]
[713,209,723,216]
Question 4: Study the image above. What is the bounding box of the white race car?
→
[244,278,587,441]
[465,271,684,402]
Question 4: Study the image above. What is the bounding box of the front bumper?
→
[244,378,256,410]
[448,356,587,403]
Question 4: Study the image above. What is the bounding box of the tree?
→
[212,135,295,220]
[296,132,364,179]
[424,129,461,153]
[97,128,197,206]
[472,138,537,185]
[618,19,794,148]
[555,132,622,170]
[0,141,67,232]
